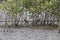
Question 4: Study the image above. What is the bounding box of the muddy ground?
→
[0,27,60,40]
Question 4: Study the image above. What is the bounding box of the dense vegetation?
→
[0,0,60,28]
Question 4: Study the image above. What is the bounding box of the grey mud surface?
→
[0,27,60,40]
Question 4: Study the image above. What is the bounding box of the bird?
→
[24,19,28,23]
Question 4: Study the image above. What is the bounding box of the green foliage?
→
[1,0,23,17]
[0,4,2,11]
[0,0,60,16]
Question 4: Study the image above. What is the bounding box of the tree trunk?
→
[4,15,11,32]
[4,15,7,32]
[58,17,60,33]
